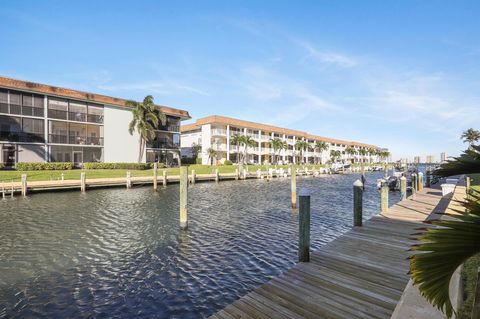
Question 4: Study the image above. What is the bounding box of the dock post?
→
[21,174,27,197]
[466,176,471,191]
[243,167,247,180]
[291,165,297,209]
[298,188,311,262]
[418,172,424,191]
[191,169,196,185]
[80,172,86,192]
[411,173,417,198]
[400,176,407,201]
[215,168,219,183]
[153,163,158,190]
[353,179,363,226]
[380,181,388,212]
[235,168,239,180]
[163,170,167,186]
[426,169,431,188]
[126,171,132,189]
[257,169,261,179]
[2,181,5,200]
[384,164,388,178]
[179,166,188,230]
[61,173,64,181]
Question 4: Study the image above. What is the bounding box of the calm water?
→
[0,171,399,318]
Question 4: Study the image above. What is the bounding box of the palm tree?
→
[460,128,480,148]
[358,148,367,164]
[127,95,165,163]
[295,140,310,164]
[409,145,480,318]
[314,141,329,164]
[230,134,243,164]
[190,142,201,162]
[242,136,256,164]
[206,147,217,165]
[330,150,341,163]
[271,138,287,164]
[345,146,356,164]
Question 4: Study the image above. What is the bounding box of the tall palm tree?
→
[206,147,217,165]
[330,150,341,164]
[358,148,368,164]
[271,138,287,164]
[230,134,243,164]
[410,145,480,318]
[314,141,329,164]
[127,95,165,163]
[461,128,480,148]
[345,146,356,164]
[242,136,256,164]
[295,140,310,164]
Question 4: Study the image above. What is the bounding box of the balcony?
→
[147,141,180,149]
[22,106,44,117]
[48,109,104,124]
[87,114,104,124]
[211,128,227,136]
[68,111,87,122]
[48,134,103,146]
[212,143,227,151]
[0,131,45,143]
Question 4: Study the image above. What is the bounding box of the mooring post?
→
[179,166,188,230]
[418,172,424,191]
[400,176,407,201]
[163,170,167,186]
[291,165,297,209]
[411,173,417,198]
[381,180,388,212]
[191,169,196,185]
[80,172,86,192]
[242,167,247,180]
[153,163,158,190]
[61,173,64,181]
[426,169,431,188]
[257,169,261,179]
[353,179,363,226]
[2,181,5,200]
[215,168,219,183]
[21,174,27,197]
[126,171,132,189]
[235,168,239,180]
[298,188,311,262]
[11,180,14,198]
[384,164,388,179]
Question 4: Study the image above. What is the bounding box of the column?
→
[226,125,230,161]
[282,134,286,163]
[258,130,262,164]
[43,95,49,162]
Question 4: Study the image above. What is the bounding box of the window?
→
[48,98,68,120]
[0,89,7,113]
[22,94,33,107]
[87,103,104,123]
[22,118,44,142]
[9,91,21,114]
[68,101,87,121]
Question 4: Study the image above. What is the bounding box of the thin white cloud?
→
[294,39,357,68]
[99,81,209,96]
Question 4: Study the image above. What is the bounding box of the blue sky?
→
[1,1,479,160]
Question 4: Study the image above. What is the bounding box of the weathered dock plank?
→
[209,188,444,319]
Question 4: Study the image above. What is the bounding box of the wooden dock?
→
[209,188,446,319]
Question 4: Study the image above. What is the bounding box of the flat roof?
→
[0,76,191,120]
[181,115,380,149]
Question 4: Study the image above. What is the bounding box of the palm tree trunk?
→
[138,136,144,163]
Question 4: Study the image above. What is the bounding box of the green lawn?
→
[0,164,327,182]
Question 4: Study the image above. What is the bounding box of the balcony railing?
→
[147,141,180,149]
[211,129,227,136]
[68,111,87,122]
[87,114,104,124]
[48,134,103,146]
[0,131,45,143]
[48,109,104,123]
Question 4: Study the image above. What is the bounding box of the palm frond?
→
[410,191,480,318]
[434,145,480,177]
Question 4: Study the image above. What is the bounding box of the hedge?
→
[16,162,74,171]
[224,160,233,165]
[0,163,4,170]
[82,162,161,170]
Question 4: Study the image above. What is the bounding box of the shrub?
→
[83,162,154,170]
[181,157,196,165]
[0,163,4,170]
[195,157,202,164]
[224,160,233,165]
[16,162,74,171]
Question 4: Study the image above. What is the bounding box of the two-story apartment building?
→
[0,76,190,167]
[181,115,382,165]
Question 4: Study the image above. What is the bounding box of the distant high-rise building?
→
[414,156,421,164]
[426,155,435,163]
[440,152,446,162]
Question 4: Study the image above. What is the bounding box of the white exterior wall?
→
[103,105,143,162]
[201,124,212,165]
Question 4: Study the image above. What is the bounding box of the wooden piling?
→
[400,176,407,201]
[163,170,167,186]
[179,166,188,230]
[257,169,261,179]
[353,179,363,226]
[21,174,27,197]
[298,188,311,262]
[215,168,219,182]
[242,167,247,180]
[126,171,132,188]
[235,168,239,180]
[80,172,86,192]
[426,170,431,188]
[153,163,158,190]
[411,173,417,198]
[291,165,297,209]
[2,182,5,200]
[418,172,424,191]
[191,169,196,185]
[380,180,388,212]
[11,180,14,198]
[61,173,64,181]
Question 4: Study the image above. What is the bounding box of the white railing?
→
[211,129,227,136]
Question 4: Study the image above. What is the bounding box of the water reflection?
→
[0,171,399,318]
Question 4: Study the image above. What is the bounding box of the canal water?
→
[0,171,400,318]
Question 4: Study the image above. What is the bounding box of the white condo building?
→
[181,115,383,165]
